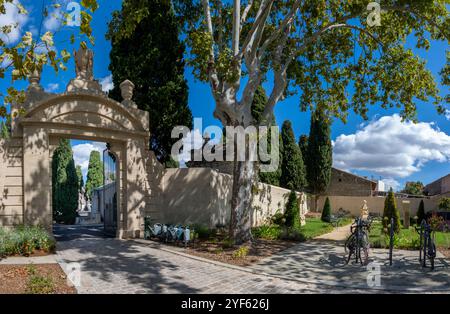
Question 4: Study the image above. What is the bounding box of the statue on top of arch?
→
[66,45,103,94]
[74,47,94,81]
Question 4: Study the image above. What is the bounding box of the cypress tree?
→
[298,135,308,167]
[251,86,281,186]
[52,139,78,224]
[284,190,300,229]
[382,188,401,233]
[76,165,84,192]
[0,120,9,139]
[417,199,425,224]
[321,197,332,223]
[85,151,104,200]
[280,120,306,191]
[306,109,332,209]
[107,0,193,164]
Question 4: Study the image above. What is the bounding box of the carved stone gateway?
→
[0,46,163,238]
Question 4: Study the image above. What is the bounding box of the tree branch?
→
[240,0,254,26]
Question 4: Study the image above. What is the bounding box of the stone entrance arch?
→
[0,47,164,238]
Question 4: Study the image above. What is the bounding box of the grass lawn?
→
[369,221,450,250]
[252,217,350,241]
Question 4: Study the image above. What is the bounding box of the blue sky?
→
[1,0,449,190]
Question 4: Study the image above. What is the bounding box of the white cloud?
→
[43,8,63,32]
[100,75,114,92]
[45,83,59,92]
[380,178,401,192]
[0,0,29,44]
[72,142,106,179]
[445,109,450,121]
[333,114,450,178]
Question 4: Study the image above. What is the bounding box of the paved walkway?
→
[56,237,392,294]
[250,240,450,292]
[0,255,57,265]
[314,224,351,241]
[54,235,450,294]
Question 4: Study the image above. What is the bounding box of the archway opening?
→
[51,139,119,240]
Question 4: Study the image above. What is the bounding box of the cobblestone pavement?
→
[250,240,450,292]
[56,238,389,294]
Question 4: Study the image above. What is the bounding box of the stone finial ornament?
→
[120,80,137,108]
[27,68,43,91]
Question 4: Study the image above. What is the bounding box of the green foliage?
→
[252,86,281,185]
[321,197,332,223]
[85,150,103,200]
[438,197,450,211]
[0,0,98,117]
[382,188,401,234]
[107,0,193,164]
[232,246,249,259]
[251,225,282,240]
[0,225,56,258]
[220,238,234,249]
[0,119,9,139]
[164,156,179,168]
[192,224,216,240]
[298,135,308,170]
[270,211,285,226]
[284,190,301,229]
[306,109,332,196]
[26,266,55,294]
[280,120,306,191]
[52,139,78,224]
[75,165,84,192]
[417,199,426,224]
[401,181,424,195]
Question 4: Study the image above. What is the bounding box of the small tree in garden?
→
[284,190,300,229]
[438,197,450,211]
[321,197,332,223]
[416,199,426,224]
[382,188,401,233]
[0,120,9,139]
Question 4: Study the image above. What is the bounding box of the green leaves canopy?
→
[280,120,306,191]
[85,151,103,199]
[52,139,78,224]
[107,0,193,163]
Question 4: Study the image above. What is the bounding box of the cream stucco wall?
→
[315,195,441,218]
[159,168,307,228]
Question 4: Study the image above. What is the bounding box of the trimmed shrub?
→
[382,188,401,233]
[0,226,55,258]
[417,199,426,224]
[321,197,332,223]
[192,224,216,240]
[438,197,450,211]
[252,225,282,240]
[284,190,300,229]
